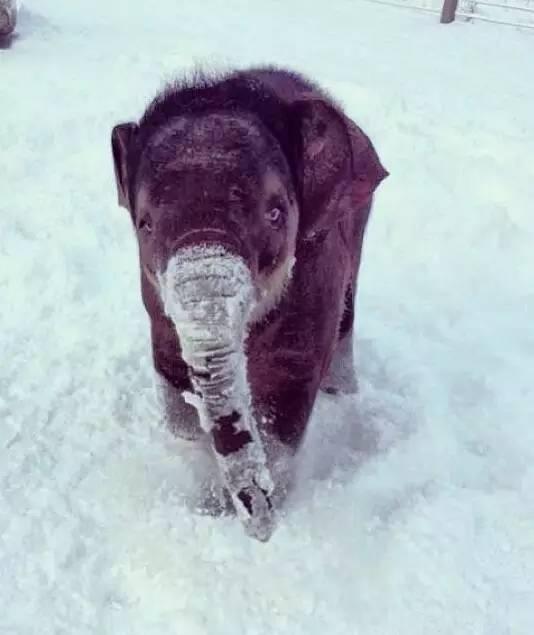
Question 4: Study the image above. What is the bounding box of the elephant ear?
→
[111,122,138,211]
[290,97,388,239]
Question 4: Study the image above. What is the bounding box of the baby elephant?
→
[111,66,388,541]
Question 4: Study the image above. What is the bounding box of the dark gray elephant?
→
[111,66,388,541]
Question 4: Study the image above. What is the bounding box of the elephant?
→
[111,66,388,541]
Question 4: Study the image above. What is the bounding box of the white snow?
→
[1,1,534,633]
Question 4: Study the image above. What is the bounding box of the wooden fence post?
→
[440,0,459,23]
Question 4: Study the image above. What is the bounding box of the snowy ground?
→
[2,2,534,633]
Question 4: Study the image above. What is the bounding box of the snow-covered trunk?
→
[159,245,275,541]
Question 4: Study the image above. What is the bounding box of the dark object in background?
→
[110,66,388,541]
[440,0,459,23]
[0,0,17,37]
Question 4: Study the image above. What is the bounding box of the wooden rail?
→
[456,9,534,27]
[441,0,534,26]
[473,1,534,12]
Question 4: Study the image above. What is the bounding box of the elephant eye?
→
[138,215,153,233]
[265,206,283,227]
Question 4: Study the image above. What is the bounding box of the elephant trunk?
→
[159,244,275,541]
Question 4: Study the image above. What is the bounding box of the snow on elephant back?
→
[110,66,388,541]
